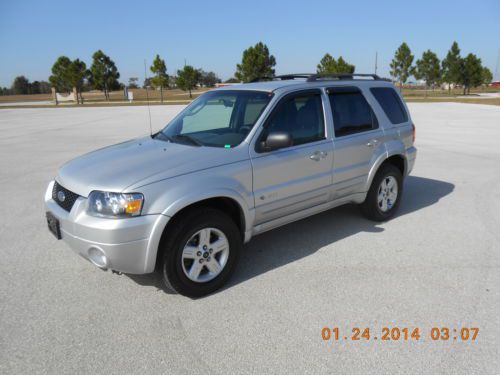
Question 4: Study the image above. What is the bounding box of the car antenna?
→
[143,59,153,137]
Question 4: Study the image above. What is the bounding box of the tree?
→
[67,59,87,103]
[49,56,73,93]
[11,76,30,95]
[88,50,120,100]
[30,81,41,94]
[235,42,276,82]
[390,42,414,90]
[38,81,51,93]
[143,77,152,88]
[128,77,139,89]
[200,71,220,87]
[441,41,462,93]
[224,77,239,83]
[316,54,355,74]
[482,66,493,85]
[459,53,484,95]
[176,65,201,98]
[414,50,441,94]
[150,54,168,102]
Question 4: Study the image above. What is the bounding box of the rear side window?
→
[370,87,408,124]
[328,87,378,137]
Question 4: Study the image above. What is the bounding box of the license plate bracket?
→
[46,212,62,240]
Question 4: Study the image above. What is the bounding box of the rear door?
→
[327,86,385,198]
[250,89,334,225]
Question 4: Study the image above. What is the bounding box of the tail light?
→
[411,123,416,143]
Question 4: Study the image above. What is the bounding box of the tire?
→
[160,208,242,298]
[360,164,403,221]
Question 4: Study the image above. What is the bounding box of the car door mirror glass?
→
[262,131,293,151]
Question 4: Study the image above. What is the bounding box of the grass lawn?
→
[2,86,499,108]
[405,97,500,106]
[0,88,210,106]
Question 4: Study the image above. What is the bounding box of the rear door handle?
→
[366,139,379,147]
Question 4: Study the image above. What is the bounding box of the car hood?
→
[56,136,248,197]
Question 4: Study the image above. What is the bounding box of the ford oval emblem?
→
[57,190,66,202]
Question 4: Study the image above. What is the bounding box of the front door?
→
[250,90,334,225]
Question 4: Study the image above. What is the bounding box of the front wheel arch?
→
[159,207,243,297]
[155,197,245,271]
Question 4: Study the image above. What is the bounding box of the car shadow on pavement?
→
[127,176,454,296]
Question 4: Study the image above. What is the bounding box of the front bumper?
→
[44,181,169,274]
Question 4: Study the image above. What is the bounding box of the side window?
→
[243,96,269,126]
[262,92,325,147]
[328,88,378,137]
[370,87,408,124]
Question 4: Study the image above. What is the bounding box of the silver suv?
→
[45,73,416,297]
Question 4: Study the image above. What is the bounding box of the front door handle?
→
[310,153,321,161]
[310,151,328,161]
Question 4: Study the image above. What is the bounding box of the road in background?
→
[0,103,499,374]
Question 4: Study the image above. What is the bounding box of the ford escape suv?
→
[45,73,417,297]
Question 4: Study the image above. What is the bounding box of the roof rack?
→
[249,73,387,83]
[306,73,381,82]
[250,74,313,83]
[276,74,313,80]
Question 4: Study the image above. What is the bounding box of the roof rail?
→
[306,73,381,82]
[249,73,388,83]
[276,74,314,80]
[250,74,313,83]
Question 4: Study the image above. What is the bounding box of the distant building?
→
[491,81,500,87]
[441,82,457,90]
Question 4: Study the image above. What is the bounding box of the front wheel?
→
[160,208,242,298]
[360,164,403,221]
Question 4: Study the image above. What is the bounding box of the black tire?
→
[160,208,242,298]
[360,164,403,221]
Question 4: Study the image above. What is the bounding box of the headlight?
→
[87,191,144,218]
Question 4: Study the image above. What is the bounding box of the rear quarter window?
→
[370,87,408,124]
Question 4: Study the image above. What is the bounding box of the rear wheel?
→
[160,208,242,297]
[360,164,403,221]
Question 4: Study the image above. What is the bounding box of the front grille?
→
[52,181,80,212]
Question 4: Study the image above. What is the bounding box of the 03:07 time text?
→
[321,327,479,342]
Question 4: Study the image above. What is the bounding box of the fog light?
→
[88,247,108,268]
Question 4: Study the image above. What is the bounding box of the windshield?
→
[157,90,273,148]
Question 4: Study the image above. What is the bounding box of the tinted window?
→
[263,92,325,147]
[328,89,378,137]
[370,87,408,124]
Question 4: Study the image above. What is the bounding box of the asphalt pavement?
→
[0,103,499,374]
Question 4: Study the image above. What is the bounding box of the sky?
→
[0,0,499,87]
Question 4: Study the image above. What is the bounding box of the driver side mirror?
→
[260,131,293,152]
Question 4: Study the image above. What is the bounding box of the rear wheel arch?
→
[366,153,406,191]
[383,154,406,176]
[360,162,403,221]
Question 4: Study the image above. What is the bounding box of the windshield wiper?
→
[172,134,203,147]
[153,132,174,142]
